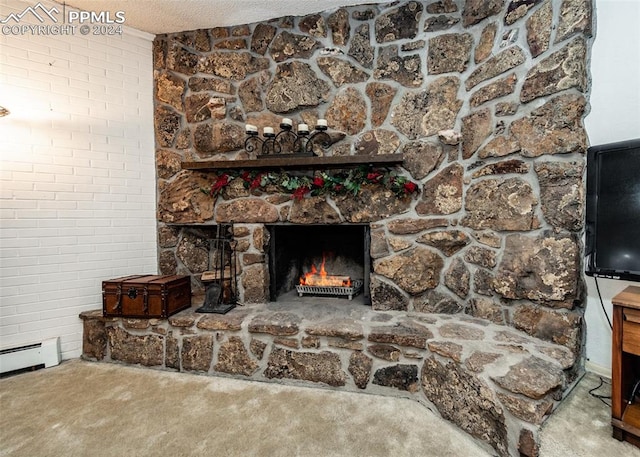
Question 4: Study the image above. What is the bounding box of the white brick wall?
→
[0,0,157,359]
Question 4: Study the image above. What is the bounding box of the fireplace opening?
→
[267,224,371,304]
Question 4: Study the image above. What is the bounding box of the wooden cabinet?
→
[612,286,640,448]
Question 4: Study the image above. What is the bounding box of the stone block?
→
[493,233,579,306]
[526,0,552,57]
[387,218,448,235]
[154,105,181,148]
[470,73,517,108]
[556,0,592,43]
[168,309,198,328]
[266,61,331,113]
[468,298,504,324]
[250,338,267,359]
[108,327,163,366]
[197,311,248,331]
[461,178,538,231]
[249,312,301,336]
[355,129,400,156]
[444,257,470,299]
[392,77,461,138]
[475,22,497,63]
[181,335,214,372]
[417,230,470,256]
[462,0,504,27]
[317,57,369,87]
[401,140,445,180]
[439,322,485,340]
[269,31,318,62]
[156,71,185,111]
[327,8,350,46]
[333,186,411,223]
[521,38,587,103]
[215,336,258,376]
[325,87,367,135]
[421,357,508,456]
[511,304,582,351]
[370,277,409,311]
[177,232,209,273]
[216,199,279,223]
[519,428,539,457]
[306,318,364,340]
[375,247,444,295]
[349,24,375,69]
[497,392,553,424]
[300,14,327,37]
[375,1,422,42]
[368,321,433,349]
[374,45,423,88]
[264,347,347,387]
[82,317,107,361]
[198,52,269,80]
[368,344,401,362]
[158,171,215,224]
[349,351,373,389]
[373,364,419,392]
[428,341,463,362]
[464,246,497,269]
[413,290,462,314]
[288,196,340,224]
[428,33,473,74]
[166,334,180,370]
[492,356,564,400]
[424,15,460,32]
[416,163,463,216]
[465,351,502,373]
[511,94,587,157]
[535,161,584,231]
[465,46,525,90]
[251,23,277,55]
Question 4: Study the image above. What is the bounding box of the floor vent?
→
[0,337,61,374]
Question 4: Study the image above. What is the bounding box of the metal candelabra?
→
[244,120,332,158]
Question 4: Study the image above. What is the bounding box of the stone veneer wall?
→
[153,0,592,359]
[74,3,601,455]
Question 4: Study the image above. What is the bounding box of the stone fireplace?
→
[81,1,595,456]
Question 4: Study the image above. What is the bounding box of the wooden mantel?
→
[181,154,405,171]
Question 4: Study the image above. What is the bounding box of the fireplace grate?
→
[296,280,363,300]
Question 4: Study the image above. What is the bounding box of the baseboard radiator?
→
[0,337,61,374]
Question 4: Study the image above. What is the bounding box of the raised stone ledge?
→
[80,301,581,457]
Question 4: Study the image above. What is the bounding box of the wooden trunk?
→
[102,275,191,318]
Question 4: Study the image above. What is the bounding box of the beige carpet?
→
[0,360,639,457]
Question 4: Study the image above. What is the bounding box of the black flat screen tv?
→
[585,138,640,282]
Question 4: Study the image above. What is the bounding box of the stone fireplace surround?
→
[81,1,594,456]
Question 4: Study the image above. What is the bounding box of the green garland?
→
[205,166,419,200]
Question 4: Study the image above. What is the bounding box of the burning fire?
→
[299,254,352,287]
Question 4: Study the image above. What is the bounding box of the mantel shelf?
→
[181,154,405,171]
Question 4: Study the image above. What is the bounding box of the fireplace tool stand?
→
[197,224,237,314]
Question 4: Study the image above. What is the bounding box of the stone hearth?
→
[81,300,577,457]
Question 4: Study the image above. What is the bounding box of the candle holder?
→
[244,120,333,158]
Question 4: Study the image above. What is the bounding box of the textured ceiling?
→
[60,0,387,35]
